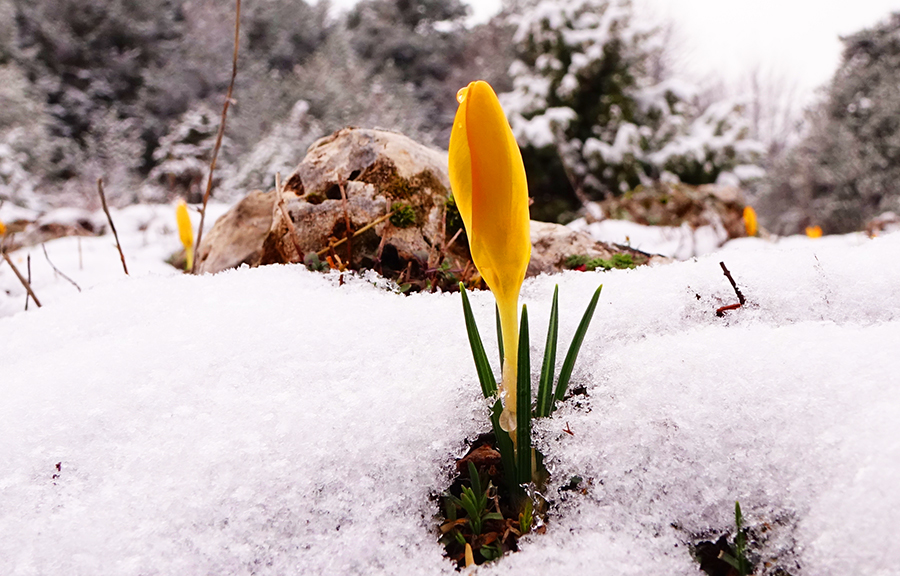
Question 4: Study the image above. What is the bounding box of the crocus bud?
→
[176,199,194,271]
[743,206,757,237]
[449,80,531,434]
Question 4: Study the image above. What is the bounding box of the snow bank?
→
[1,226,898,575]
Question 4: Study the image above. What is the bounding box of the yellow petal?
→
[176,199,194,250]
[743,206,757,237]
[449,81,531,430]
[464,543,474,568]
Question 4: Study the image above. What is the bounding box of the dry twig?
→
[316,210,394,258]
[97,179,128,275]
[338,178,353,264]
[716,261,746,317]
[25,254,31,311]
[274,172,304,261]
[1,251,41,307]
[192,0,241,273]
[42,244,81,292]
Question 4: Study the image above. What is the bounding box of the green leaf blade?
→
[553,285,602,406]
[459,283,498,399]
[516,305,532,489]
[536,285,559,418]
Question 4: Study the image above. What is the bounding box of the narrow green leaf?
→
[459,283,498,398]
[516,305,532,488]
[535,285,559,418]
[720,552,742,571]
[490,399,518,498]
[553,285,603,406]
[483,512,504,521]
[495,302,504,368]
[467,461,482,501]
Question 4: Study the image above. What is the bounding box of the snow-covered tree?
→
[148,105,232,203]
[759,12,900,234]
[502,0,763,214]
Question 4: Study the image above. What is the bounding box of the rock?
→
[197,190,276,274]
[865,211,900,237]
[198,127,669,285]
[528,221,670,276]
[593,182,748,239]
[258,128,471,290]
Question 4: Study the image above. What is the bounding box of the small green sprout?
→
[518,498,533,534]
[445,462,503,536]
[565,253,636,271]
[720,501,753,576]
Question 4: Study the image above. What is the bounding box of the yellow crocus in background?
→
[449,80,531,435]
[176,199,194,271]
[743,206,757,237]
[805,225,823,238]
[0,220,6,236]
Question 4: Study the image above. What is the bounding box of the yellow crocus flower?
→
[449,80,531,435]
[176,199,194,271]
[743,206,757,237]
[805,225,823,238]
[0,220,6,236]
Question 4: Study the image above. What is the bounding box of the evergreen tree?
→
[502,0,762,220]
[759,12,900,234]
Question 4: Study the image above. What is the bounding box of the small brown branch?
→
[719,261,746,305]
[338,178,353,264]
[2,251,42,307]
[25,254,31,311]
[274,173,304,262]
[715,303,742,317]
[42,244,81,292]
[192,0,241,274]
[316,210,394,258]
[97,179,128,275]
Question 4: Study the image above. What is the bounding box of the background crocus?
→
[743,206,758,237]
[176,200,194,272]
[448,80,531,434]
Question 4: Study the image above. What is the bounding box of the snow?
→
[1,206,899,575]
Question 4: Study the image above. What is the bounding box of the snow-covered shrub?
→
[147,105,233,203]
[502,0,763,209]
[226,100,323,194]
[758,12,900,234]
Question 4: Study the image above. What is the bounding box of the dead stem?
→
[316,210,394,258]
[338,178,353,265]
[192,0,241,273]
[2,251,42,307]
[97,178,128,275]
[42,244,81,292]
[274,173,304,262]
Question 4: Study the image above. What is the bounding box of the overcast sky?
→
[326,0,900,101]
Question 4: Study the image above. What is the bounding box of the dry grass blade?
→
[25,254,31,311]
[42,244,81,292]
[192,0,241,274]
[338,178,352,264]
[1,251,42,307]
[274,172,304,262]
[97,178,128,275]
[316,211,394,258]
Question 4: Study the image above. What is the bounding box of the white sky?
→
[326,0,900,102]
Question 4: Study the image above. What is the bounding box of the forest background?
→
[2,0,900,236]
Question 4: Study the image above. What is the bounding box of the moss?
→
[390,202,417,228]
[565,252,637,271]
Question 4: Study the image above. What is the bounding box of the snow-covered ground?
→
[1,207,898,575]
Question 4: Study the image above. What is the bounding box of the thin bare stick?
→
[274,173,304,262]
[338,179,353,264]
[25,254,31,311]
[97,179,128,275]
[42,244,81,292]
[192,0,241,274]
[316,210,394,258]
[2,251,41,307]
[719,261,746,305]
